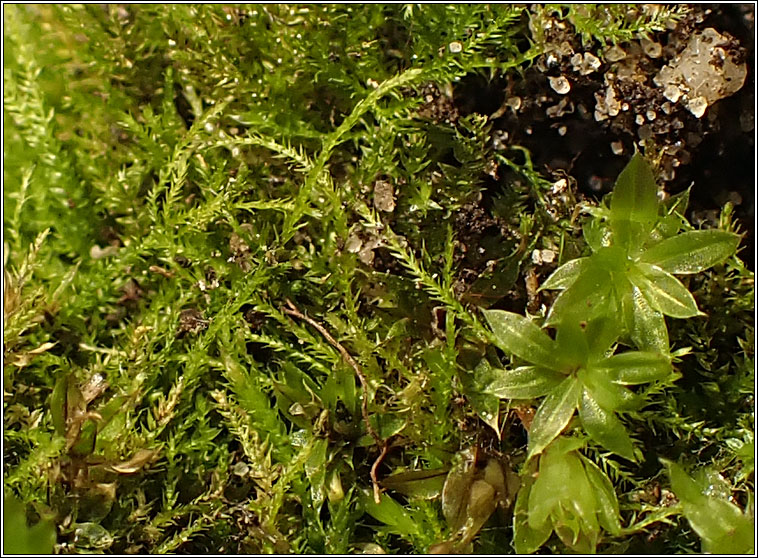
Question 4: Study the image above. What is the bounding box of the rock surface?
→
[654,28,748,118]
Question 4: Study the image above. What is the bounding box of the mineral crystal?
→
[654,28,747,118]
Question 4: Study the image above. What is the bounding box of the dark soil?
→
[454,3,755,269]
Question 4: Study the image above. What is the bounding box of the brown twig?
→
[282,299,387,501]
[370,441,391,504]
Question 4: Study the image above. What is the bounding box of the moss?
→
[3,4,752,554]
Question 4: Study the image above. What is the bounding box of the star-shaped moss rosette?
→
[540,153,741,352]
[513,435,621,554]
[662,459,754,554]
[482,311,671,461]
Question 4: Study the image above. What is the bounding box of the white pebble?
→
[448,41,463,54]
[548,76,571,95]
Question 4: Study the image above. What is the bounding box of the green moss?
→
[3,4,752,554]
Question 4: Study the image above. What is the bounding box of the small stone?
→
[558,125,567,136]
[548,76,571,95]
[663,84,682,103]
[345,232,363,253]
[588,175,604,192]
[636,114,645,125]
[552,178,567,193]
[571,52,600,75]
[492,129,509,150]
[638,124,653,141]
[358,543,387,555]
[74,523,114,550]
[358,238,382,265]
[448,41,463,53]
[646,110,657,121]
[605,87,621,116]
[687,96,708,118]
[558,40,573,57]
[358,248,374,265]
[506,96,522,111]
[641,37,662,58]
[654,28,747,114]
[546,97,573,118]
[661,166,675,181]
[594,84,622,121]
[233,462,250,477]
[178,309,208,335]
[605,44,626,62]
[581,52,601,74]
[610,141,624,155]
[540,249,555,263]
[373,180,396,212]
